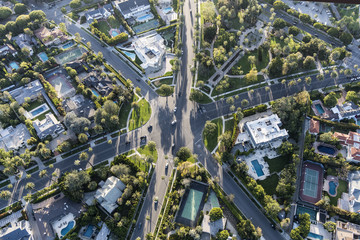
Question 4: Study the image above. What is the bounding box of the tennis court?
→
[133,19,159,33]
[55,47,85,65]
[300,161,324,204]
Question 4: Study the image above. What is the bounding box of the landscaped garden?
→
[203,118,223,152]
[128,99,151,131]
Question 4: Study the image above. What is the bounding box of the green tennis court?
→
[303,168,319,198]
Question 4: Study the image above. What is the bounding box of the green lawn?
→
[97,20,111,37]
[119,103,132,129]
[264,155,290,174]
[257,174,279,196]
[203,118,223,152]
[224,118,234,133]
[212,75,264,96]
[24,99,44,111]
[328,179,348,206]
[128,99,151,131]
[230,48,270,74]
[153,77,173,87]
[137,145,158,163]
[108,16,121,28]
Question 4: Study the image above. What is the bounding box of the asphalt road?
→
[2,1,360,240]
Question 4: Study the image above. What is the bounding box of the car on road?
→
[138,222,142,229]
[78,168,83,172]
[140,136,147,144]
[174,107,177,113]
[154,196,158,205]
[171,120,177,125]
[137,78,142,81]
[148,125,153,132]
[125,141,131,145]
[165,162,169,169]
[82,38,86,42]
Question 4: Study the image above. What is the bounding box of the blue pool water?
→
[181,189,204,221]
[315,104,325,115]
[30,106,47,116]
[137,14,153,22]
[317,145,336,155]
[111,30,119,37]
[251,160,264,177]
[91,89,100,97]
[62,41,75,49]
[61,221,75,237]
[83,225,94,238]
[163,6,173,13]
[308,232,324,240]
[123,51,136,61]
[329,181,338,196]
[9,62,19,70]
[38,52,49,62]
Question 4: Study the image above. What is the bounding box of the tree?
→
[299,13,312,24]
[64,112,91,134]
[203,121,217,138]
[209,207,223,221]
[0,190,11,200]
[216,230,229,240]
[323,221,336,232]
[79,152,89,161]
[340,32,353,45]
[319,132,335,144]
[189,89,204,102]
[280,218,290,231]
[78,133,88,143]
[241,99,249,107]
[70,0,81,9]
[273,0,287,10]
[157,84,174,97]
[303,56,316,69]
[201,0,216,22]
[39,170,47,178]
[277,141,294,156]
[59,22,67,33]
[323,92,338,108]
[29,10,46,22]
[60,170,91,201]
[346,91,360,104]
[14,3,27,15]
[111,164,130,178]
[289,26,300,36]
[25,182,35,191]
[273,18,286,29]
[245,68,258,83]
[39,147,51,159]
[264,195,281,219]
[0,7,12,20]
[176,147,192,162]
[147,141,156,152]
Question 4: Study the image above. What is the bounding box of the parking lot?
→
[282,0,334,27]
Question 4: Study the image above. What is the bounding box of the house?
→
[132,33,166,72]
[94,176,126,213]
[0,44,16,57]
[336,220,360,240]
[95,223,111,240]
[0,124,31,151]
[32,113,64,140]
[158,0,172,6]
[331,101,360,121]
[117,0,150,19]
[309,119,320,135]
[85,7,111,23]
[338,171,360,213]
[64,94,96,120]
[83,73,113,96]
[333,131,360,161]
[13,33,36,55]
[34,26,68,46]
[244,114,289,148]
[9,79,43,105]
[0,220,33,240]
[201,215,227,237]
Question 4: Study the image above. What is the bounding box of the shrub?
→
[70,0,81,9]
[209,207,223,221]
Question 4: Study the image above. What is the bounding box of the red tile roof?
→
[310,119,320,134]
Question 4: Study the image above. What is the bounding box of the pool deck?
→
[175,180,208,227]
[311,100,331,119]
[323,175,339,197]
[313,142,339,157]
[52,212,75,238]
[300,161,324,204]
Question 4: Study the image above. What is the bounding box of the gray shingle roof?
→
[117,0,150,16]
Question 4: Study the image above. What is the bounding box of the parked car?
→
[171,120,177,125]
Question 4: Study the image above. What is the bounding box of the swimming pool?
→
[60,220,75,238]
[29,104,49,119]
[111,30,119,37]
[91,89,100,97]
[181,189,204,221]
[38,52,49,62]
[137,14,153,22]
[251,160,264,177]
[83,225,94,238]
[9,62,19,70]
[123,51,136,61]
[315,104,325,115]
[296,206,316,221]
[307,232,324,240]
[329,181,338,196]
[317,145,336,155]
[163,6,173,14]
[62,41,75,49]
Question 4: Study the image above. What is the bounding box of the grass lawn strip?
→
[224,118,234,133]
[137,145,158,163]
[264,155,289,174]
[128,99,151,131]
[212,75,265,96]
[203,117,223,152]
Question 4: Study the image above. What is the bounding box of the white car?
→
[171,120,177,125]
[165,162,169,168]
[174,107,177,113]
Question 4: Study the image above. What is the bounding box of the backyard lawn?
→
[24,99,44,111]
[128,99,151,131]
[108,16,121,28]
[97,20,111,37]
[230,48,269,75]
[264,155,290,174]
[203,117,223,152]
[328,179,348,206]
[257,174,279,196]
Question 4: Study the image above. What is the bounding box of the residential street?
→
[2,1,360,240]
